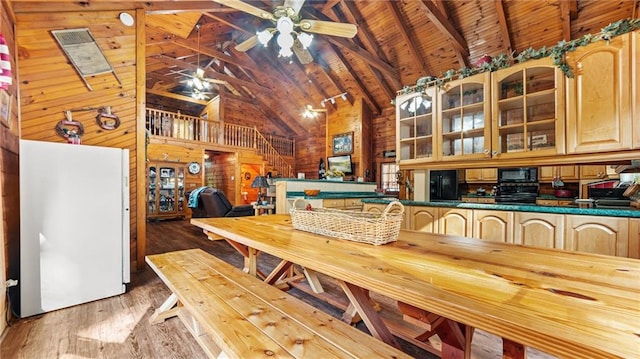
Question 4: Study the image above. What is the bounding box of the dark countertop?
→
[288,191,393,200]
[361,198,640,218]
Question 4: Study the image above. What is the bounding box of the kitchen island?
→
[362,198,640,258]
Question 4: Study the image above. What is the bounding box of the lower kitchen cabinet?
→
[514,212,565,249]
[473,210,513,243]
[564,215,629,257]
[409,206,438,233]
[363,202,409,229]
[438,208,472,237]
[629,219,640,259]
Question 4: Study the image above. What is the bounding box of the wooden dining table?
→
[191,214,640,359]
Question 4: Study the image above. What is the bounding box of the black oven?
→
[498,167,538,183]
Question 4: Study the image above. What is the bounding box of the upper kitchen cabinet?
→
[491,58,565,159]
[438,72,492,161]
[634,31,640,149]
[566,33,632,153]
[396,88,437,163]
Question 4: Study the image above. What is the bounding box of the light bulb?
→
[279,46,293,57]
[277,32,294,50]
[192,77,203,90]
[187,79,194,87]
[330,97,336,104]
[341,93,347,101]
[298,32,313,49]
[276,17,294,34]
[320,100,325,107]
[257,29,273,46]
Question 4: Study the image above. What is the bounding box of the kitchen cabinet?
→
[539,165,579,182]
[566,32,632,153]
[629,218,640,259]
[409,206,438,233]
[465,168,497,182]
[491,58,565,159]
[579,165,608,180]
[147,162,186,220]
[438,72,492,161]
[343,198,364,210]
[564,215,629,257]
[396,88,437,163]
[363,203,409,229]
[473,210,513,243]
[438,208,472,237]
[514,212,565,249]
[634,31,640,148]
[322,198,345,209]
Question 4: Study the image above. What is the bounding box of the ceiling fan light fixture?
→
[341,93,347,101]
[298,32,313,49]
[277,32,294,57]
[257,29,273,46]
[276,16,294,34]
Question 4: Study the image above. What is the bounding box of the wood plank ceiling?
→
[8,0,640,137]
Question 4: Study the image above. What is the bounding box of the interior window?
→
[380,162,400,192]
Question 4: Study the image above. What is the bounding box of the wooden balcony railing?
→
[145,108,294,177]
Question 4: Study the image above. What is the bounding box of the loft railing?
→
[145,108,294,177]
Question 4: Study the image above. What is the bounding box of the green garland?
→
[395,18,640,100]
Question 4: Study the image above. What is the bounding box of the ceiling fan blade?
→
[299,19,357,38]
[284,0,305,16]
[235,35,258,52]
[210,0,274,20]
[292,40,313,64]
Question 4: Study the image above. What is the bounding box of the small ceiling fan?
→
[212,0,357,64]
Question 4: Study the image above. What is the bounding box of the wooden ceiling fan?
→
[212,0,357,64]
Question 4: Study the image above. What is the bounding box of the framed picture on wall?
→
[332,132,353,155]
[0,90,11,128]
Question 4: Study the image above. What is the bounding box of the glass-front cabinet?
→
[439,72,491,160]
[396,87,437,163]
[147,162,186,220]
[491,58,565,158]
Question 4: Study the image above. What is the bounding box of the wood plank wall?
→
[1,1,20,334]
[15,11,140,267]
[372,107,397,184]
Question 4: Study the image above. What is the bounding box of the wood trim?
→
[136,8,147,271]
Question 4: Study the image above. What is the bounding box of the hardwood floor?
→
[1,218,556,359]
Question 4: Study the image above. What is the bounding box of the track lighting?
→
[320,92,348,107]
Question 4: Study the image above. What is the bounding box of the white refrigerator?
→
[19,140,130,317]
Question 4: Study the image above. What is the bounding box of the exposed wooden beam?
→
[494,0,513,56]
[322,42,381,115]
[338,0,398,99]
[202,12,253,36]
[387,1,431,81]
[326,36,399,80]
[172,37,261,73]
[154,55,270,94]
[430,0,467,68]
[419,0,469,57]
[560,0,578,41]
[146,87,209,105]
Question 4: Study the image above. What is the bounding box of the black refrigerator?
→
[430,170,459,201]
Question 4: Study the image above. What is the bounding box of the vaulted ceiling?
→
[9,0,640,137]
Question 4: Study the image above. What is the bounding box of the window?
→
[380,162,400,192]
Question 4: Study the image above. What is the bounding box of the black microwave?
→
[498,167,537,183]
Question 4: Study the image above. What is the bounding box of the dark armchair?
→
[187,187,254,218]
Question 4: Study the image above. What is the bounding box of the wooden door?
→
[438,208,472,237]
[410,206,438,233]
[565,215,629,257]
[514,212,564,249]
[473,210,513,243]
[566,33,632,153]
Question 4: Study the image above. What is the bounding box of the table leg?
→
[338,280,402,350]
[503,338,525,359]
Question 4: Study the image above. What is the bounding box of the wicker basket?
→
[290,199,404,245]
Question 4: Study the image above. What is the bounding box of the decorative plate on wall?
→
[244,172,251,180]
[188,161,201,174]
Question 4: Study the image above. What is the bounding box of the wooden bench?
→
[146,249,411,359]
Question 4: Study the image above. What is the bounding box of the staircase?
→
[145,108,295,177]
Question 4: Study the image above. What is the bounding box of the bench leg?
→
[338,280,402,351]
[149,293,180,324]
[302,267,325,293]
[503,338,526,359]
